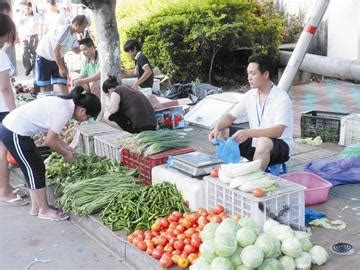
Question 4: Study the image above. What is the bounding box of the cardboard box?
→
[155,106,185,129]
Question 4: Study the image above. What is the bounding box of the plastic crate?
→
[280,172,332,206]
[205,176,305,230]
[120,147,194,185]
[339,114,360,146]
[301,110,348,143]
[93,130,129,161]
[74,122,119,154]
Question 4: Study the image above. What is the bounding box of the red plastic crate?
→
[120,147,194,185]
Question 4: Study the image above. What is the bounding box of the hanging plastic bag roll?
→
[212,138,241,164]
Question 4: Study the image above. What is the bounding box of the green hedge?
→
[118,0,285,83]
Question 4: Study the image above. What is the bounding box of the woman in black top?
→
[102,76,156,133]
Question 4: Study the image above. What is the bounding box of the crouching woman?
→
[0,86,101,220]
[102,76,156,133]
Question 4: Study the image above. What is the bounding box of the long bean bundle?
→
[119,130,190,156]
[101,182,189,234]
[59,173,142,215]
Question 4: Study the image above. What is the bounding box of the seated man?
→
[123,38,154,91]
[208,54,294,170]
[72,38,100,98]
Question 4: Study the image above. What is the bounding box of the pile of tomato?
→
[127,205,226,268]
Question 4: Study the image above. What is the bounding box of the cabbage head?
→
[263,219,279,234]
[278,255,295,270]
[309,245,329,265]
[200,222,219,242]
[295,252,312,269]
[216,218,240,237]
[294,231,313,252]
[254,233,281,258]
[189,257,210,270]
[270,224,294,241]
[210,257,234,270]
[214,234,237,257]
[199,241,216,263]
[281,237,302,258]
[235,265,253,270]
[240,245,264,268]
[258,258,284,270]
[230,246,243,266]
[236,227,257,247]
[238,218,259,234]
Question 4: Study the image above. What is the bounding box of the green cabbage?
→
[309,245,329,265]
[278,255,296,270]
[235,265,253,270]
[230,246,243,266]
[200,222,219,242]
[270,224,294,241]
[254,233,281,258]
[236,227,257,247]
[263,219,279,234]
[189,257,211,270]
[238,218,260,234]
[295,252,312,269]
[214,234,237,257]
[199,241,217,263]
[294,231,313,252]
[258,258,284,270]
[281,237,303,258]
[240,245,264,268]
[210,257,234,270]
[216,218,240,237]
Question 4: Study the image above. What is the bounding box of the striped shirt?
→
[36,25,79,61]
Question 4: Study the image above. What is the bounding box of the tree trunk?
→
[208,45,221,84]
[91,0,121,110]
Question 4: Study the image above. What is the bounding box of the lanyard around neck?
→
[256,84,274,127]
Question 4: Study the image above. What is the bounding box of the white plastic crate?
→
[94,130,129,161]
[339,114,360,146]
[205,176,305,230]
[74,122,119,154]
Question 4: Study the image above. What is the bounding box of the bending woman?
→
[102,76,156,133]
[0,86,101,220]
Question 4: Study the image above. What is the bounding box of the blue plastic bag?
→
[305,157,360,186]
[212,138,240,164]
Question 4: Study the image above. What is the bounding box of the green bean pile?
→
[101,182,189,234]
[59,173,142,215]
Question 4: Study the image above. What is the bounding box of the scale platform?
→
[168,151,223,177]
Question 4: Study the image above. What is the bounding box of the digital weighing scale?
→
[167,151,223,177]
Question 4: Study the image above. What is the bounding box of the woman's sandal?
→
[38,210,69,221]
[0,195,29,206]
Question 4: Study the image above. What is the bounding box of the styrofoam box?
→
[152,164,206,211]
[205,176,305,230]
[339,113,360,146]
[122,78,160,92]
[94,130,129,161]
[74,122,120,154]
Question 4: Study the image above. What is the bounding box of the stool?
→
[266,162,288,176]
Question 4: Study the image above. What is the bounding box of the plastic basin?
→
[280,172,332,205]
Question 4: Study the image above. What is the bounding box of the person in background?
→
[123,38,154,91]
[0,86,101,220]
[34,15,88,94]
[0,13,25,205]
[102,76,156,133]
[72,38,100,98]
[0,1,17,75]
[18,2,40,76]
[208,54,294,171]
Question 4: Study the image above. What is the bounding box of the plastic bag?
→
[212,138,240,164]
[304,157,360,186]
[338,144,360,161]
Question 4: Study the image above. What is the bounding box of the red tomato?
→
[151,222,161,232]
[168,214,179,222]
[213,205,225,215]
[172,211,183,218]
[190,236,201,249]
[177,257,189,268]
[171,254,181,264]
[210,215,222,223]
[137,240,147,251]
[164,244,174,253]
[172,250,181,257]
[132,237,142,247]
[252,187,265,198]
[188,253,199,264]
[145,239,154,249]
[210,168,219,177]
[198,216,208,227]
[172,229,181,236]
[158,236,168,246]
[160,218,169,229]
[152,248,163,260]
[169,222,178,229]
[173,240,185,251]
[197,208,208,216]
[183,238,191,245]
[177,234,186,241]
[168,237,176,246]
[176,224,185,232]
[127,234,135,244]
[133,229,144,236]
[146,247,154,256]
[184,244,196,254]
[6,152,17,166]
[181,219,192,229]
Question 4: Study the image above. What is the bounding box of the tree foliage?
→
[120,0,285,83]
